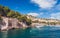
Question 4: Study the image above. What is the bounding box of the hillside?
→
[0,5,32,25]
[27,15,60,25]
[0,5,32,30]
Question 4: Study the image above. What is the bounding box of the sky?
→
[0,0,60,19]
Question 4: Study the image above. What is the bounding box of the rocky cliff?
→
[0,17,27,31]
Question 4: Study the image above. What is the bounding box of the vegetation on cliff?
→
[0,5,32,25]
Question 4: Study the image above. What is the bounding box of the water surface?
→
[0,26,60,38]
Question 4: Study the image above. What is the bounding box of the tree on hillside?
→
[3,6,10,15]
[26,19,32,25]
[0,5,10,16]
[7,11,15,17]
[0,5,5,16]
[14,12,21,18]
[19,15,32,25]
[0,5,3,9]
[0,5,32,25]
[20,16,27,22]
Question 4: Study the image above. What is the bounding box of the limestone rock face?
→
[0,17,8,30]
[0,17,27,31]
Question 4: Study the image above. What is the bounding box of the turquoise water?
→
[0,26,60,38]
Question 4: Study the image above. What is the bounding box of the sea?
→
[0,25,60,38]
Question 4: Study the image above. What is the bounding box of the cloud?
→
[27,12,43,17]
[31,0,57,9]
[27,13,39,17]
[50,12,60,20]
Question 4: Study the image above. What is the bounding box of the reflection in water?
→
[0,31,8,38]
[7,30,17,38]
[2,31,8,38]
[0,26,60,38]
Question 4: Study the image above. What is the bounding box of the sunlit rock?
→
[0,17,27,31]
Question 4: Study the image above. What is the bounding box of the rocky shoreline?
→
[0,16,60,31]
[0,17,29,31]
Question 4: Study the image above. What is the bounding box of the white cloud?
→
[31,0,57,9]
[50,12,60,20]
[27,12,43,17]
[27,13,39,17]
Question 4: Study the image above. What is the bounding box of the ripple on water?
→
[0,26,60,38]
[30,26,60,38]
